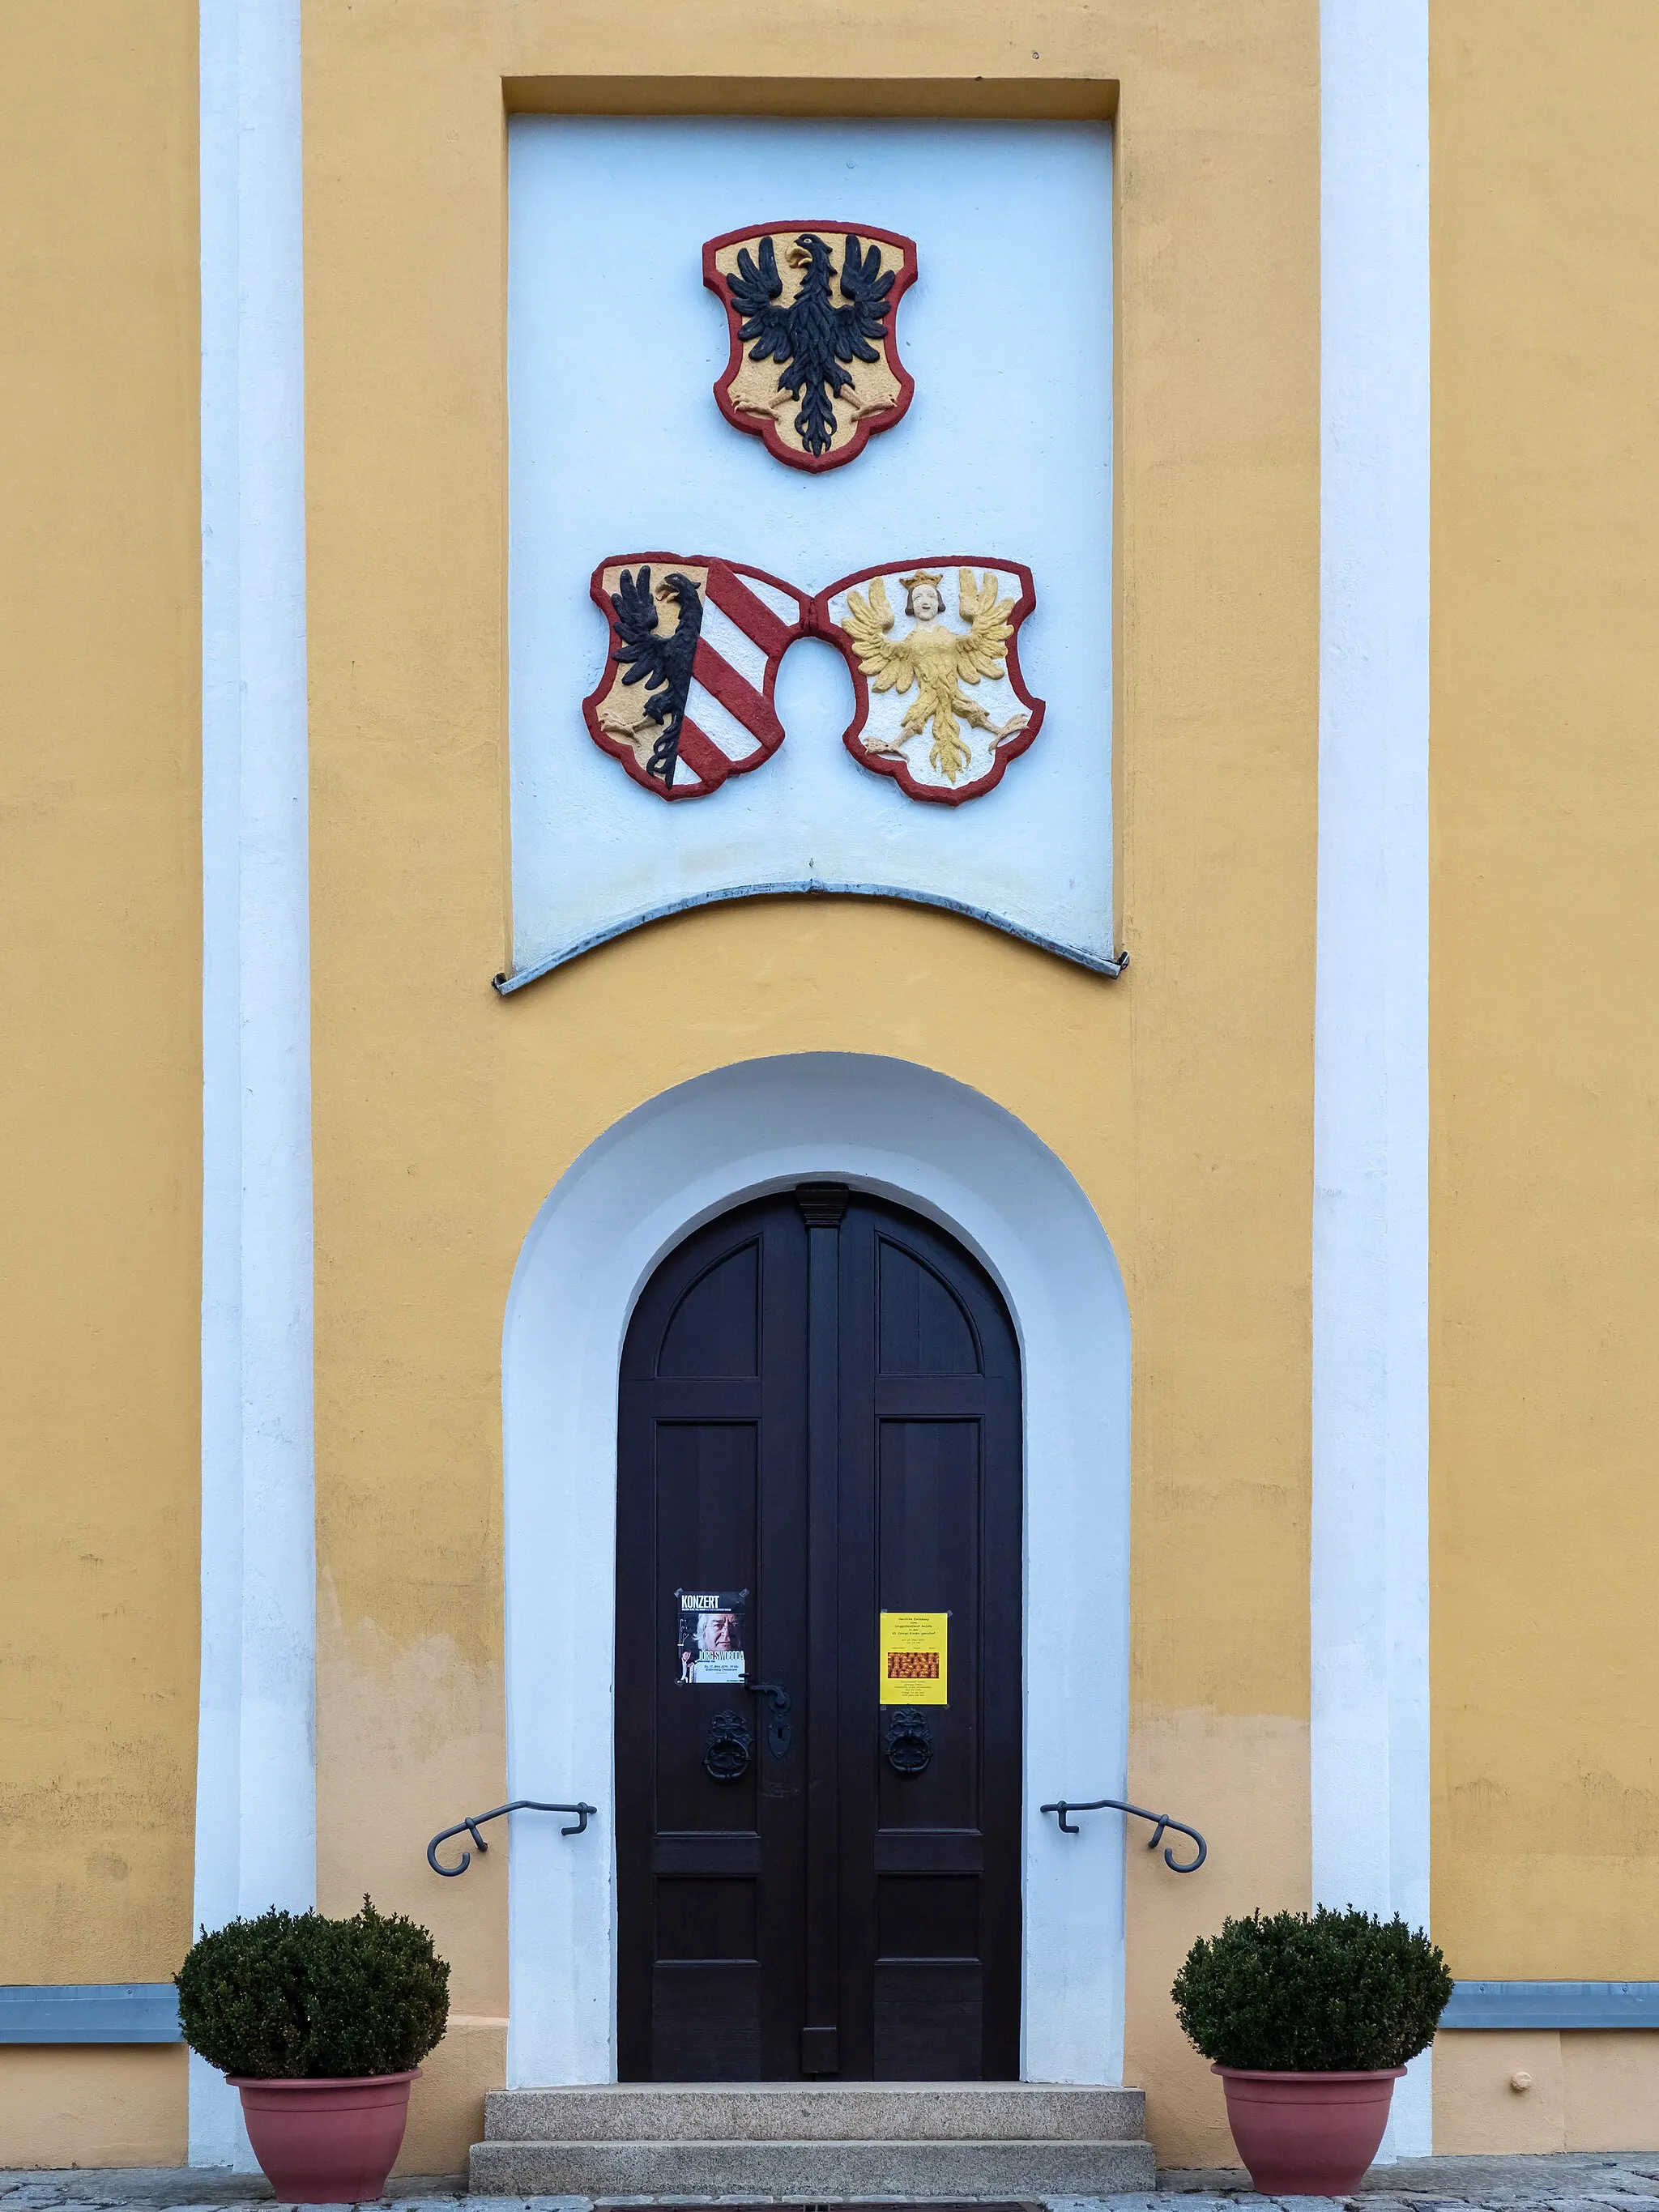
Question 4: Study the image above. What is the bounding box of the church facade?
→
[4,0,1658,2177]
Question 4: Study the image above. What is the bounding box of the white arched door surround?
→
[502,1052,1130,2086]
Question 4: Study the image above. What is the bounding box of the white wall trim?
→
[501,1052,1132,2088]
[1313,0,1432,2160]
[194,0,314,2167]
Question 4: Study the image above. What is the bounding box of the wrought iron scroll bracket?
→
[427,1798,598,1877]
[1039,1794,1207,1873]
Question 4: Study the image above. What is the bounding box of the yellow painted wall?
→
[0,0,199,2167]
[1430,0,1659,2031]
[301,0,1319,2170]
[1437,2033,1659,2159]
[0,2051,187,2172]
[12,0,1656,2176]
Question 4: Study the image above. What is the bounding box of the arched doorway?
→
[502,1054,1129,2091]
[614,1185,1022,2082]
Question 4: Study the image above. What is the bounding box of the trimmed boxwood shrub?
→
[176,1897,450,2079]
[1172,1907,1452,2071]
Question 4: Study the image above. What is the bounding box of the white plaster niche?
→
[505,115,1117,985]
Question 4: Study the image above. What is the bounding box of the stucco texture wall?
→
[1429,0,1659,2098]
[1436,2031,1659,2158]
[301,0,1318,2167]
[0,0,200,2165]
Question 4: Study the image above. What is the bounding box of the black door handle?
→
[747,1681,793,1757]
[885,1707,933,1775]
[704,1708,753,1781]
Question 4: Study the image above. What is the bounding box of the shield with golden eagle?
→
[702,223,919,472]
[582,554,811,799]
[814,558,1045,804]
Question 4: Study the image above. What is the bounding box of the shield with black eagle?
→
[582,556,811,800]
[702,222,919,472]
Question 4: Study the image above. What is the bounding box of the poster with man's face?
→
[676,1589,748,1685]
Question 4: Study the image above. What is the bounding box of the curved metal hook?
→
[426,1798,597,1877]
[1039,1794,1208,1873]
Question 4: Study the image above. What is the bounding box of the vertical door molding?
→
[194,0,314,2167]
[795,1183,851,2074]
[1313,0,1432,2159]
[502,1053,1131,2089]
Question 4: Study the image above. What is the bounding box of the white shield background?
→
[507,116,1114,982]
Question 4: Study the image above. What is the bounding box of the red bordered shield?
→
[702,223,919,474]
[583,554,810,800]
[813,558,1044,805]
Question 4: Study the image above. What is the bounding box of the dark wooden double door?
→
[616,1186,1022,2082]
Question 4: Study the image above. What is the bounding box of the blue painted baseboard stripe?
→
[0,1984,181,2044]
[1444,1980,1659,2030]
[5,1976,1658,2044]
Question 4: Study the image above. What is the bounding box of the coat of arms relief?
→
[582,557,809,800]
[578,223,1044,807]
[818,563,1041,804]
[703,224,917,471]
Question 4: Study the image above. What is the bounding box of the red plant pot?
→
[229,2069,420,2204]
[1213,2064,1405,2195]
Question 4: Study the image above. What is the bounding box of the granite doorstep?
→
[484,2090,1147,2146]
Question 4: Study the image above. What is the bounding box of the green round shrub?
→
[176,1897,450,2079]
[1172,1906,1452,2071]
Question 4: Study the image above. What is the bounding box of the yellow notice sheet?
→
[879,1610,949,1706]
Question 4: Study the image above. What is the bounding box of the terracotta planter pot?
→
[228,2068,420,2203]
[1213,2063,1405,2195]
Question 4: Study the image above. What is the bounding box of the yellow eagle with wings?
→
[838,569,1031,784]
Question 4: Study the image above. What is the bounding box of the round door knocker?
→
[885,1707,933,1775]
[704,1707,753,1782]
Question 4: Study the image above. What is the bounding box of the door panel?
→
[616,1187,1021,2080]
[874,1957,983,2081]
[650,1962,765,2082]
[876,1235,982,1375]
[650,1423,760,1833]
[658,1240,761,1376]
[875,1422,982,1831]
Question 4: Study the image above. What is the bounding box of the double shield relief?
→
[582,556,1043,807]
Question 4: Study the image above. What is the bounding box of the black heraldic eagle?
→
[725,232,895,458]
[608,565,705,787]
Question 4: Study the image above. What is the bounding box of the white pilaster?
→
[1313,0,1433,2161]
[193,0,314,2167]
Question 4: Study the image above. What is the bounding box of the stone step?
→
[468,2133,1157,2199]
[483,2083,1146,2144]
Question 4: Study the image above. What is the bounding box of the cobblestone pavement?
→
[6,2156,1659,2212]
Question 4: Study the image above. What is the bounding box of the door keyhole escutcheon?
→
[704,1708,753,1781]
[885,1707,933,1775]
[748,1681,794,1757]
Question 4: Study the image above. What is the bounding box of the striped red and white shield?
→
[583,554,809,799]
